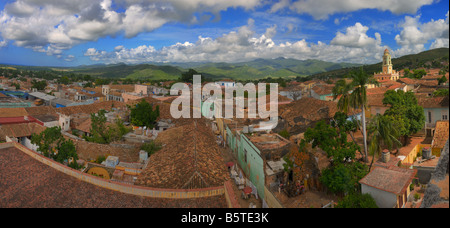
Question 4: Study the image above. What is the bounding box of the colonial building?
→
[374,49,400,82]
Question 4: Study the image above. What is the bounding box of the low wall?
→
[264,186,284,208]
[7,142,227,200]
[224,180,240,208]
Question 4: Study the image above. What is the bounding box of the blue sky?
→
[0,0,448,67]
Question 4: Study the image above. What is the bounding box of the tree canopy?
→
[336,193,378,208]
[301,119,367,194]
[130,99,160,129]
[383,90,425,140]
[31,126,78,168]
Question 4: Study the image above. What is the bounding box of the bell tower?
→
[382,49,393,74]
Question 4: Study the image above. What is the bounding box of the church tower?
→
[382,49,393,74]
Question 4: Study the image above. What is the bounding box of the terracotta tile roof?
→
[0,108,28,118]
[0,146,227,208]
[367,93,388,107]
[417,96,449,109]
[312,84,334,96]
[398,78,418,85]
[432,121,449,149]
[109,84,135,92]
[418,80,439,87]
[25,106,58,117]
[279,97,338,134]
[56,101,126,116]
[74,140,141,163]
[0,122,47,139]
[359,166,417,195]
[136,119,230,189]
[367,87,388,95]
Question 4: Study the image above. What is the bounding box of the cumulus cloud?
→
[0,40,7,48]
[271,0,435,20]
[0,0,263,56]
[84,20,389,64]
[394,11,449,56]
[331,23,381,48]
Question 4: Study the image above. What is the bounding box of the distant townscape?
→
[0,48,448,208]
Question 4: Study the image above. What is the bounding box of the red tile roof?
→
[136,119,230,189]
[417,96,449,109]
[432,121,449,149]
[0,108,28,118]
[359,166,417,195]
[0,146,227,208]
[0,123,47,139]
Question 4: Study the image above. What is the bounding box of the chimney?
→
[382,149,390,163]
[422,147,432,160]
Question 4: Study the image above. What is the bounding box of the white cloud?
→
[0,0,264,56]
[272,0,435,20]
[85,20,388,64]
[64,55,75,62]
[331,23,381,48]
[394,11,449,56]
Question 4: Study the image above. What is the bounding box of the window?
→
[244,149,248,164]
[428,111,432,124]
[443,114,448,121]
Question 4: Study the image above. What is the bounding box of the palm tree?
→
[348,68,378,162]
[367,114,402,171]
[332,79,354,115]
[332,79,362,157]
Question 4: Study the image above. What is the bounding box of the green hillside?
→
[56,58,360,81]
[311,48,449,79]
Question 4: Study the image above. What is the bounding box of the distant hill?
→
[311,48,450,79]
[72,63,184,80]
[65,58,360,81]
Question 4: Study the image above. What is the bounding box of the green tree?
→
[412,69,427,79]
[55,139,78,165]
[303,120,360,165]
[130,99,160,129]
[347,68,377,162]
[180,69,201,83]
[383,90,425,144]
[336,193,378,208]
[332,79,354,115]
[367,114,402,171]
[433,88,449,97]
[140,141,162,157]
[320,162,368,194]
[87,109,111,144]
[31,79,47,91]
[438,75,447,85]
[31,126,64,158]
[31,127,78,167]
[109,118,132,142]
[279,129,290,139]
[59,76,70,85]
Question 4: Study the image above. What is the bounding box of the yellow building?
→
[374,49,400,81]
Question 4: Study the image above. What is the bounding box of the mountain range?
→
[69,58,361,81]
[1,48,448,81]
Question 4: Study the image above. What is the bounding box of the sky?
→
[0,0,448,67]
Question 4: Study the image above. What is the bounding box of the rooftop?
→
[136,118,230,189]
[432,121,449,149]
[417,96,449,109]
[0,107,28,118]
[0,146,227,208]
[359,166,417,195]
